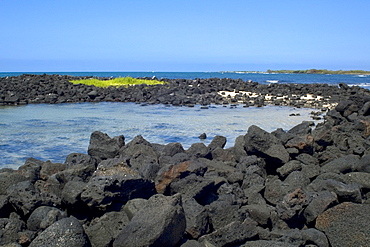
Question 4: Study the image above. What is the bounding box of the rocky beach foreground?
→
[1,74,370,246]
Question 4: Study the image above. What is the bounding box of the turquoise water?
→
[0,102,320,169]
[1,72,370,88]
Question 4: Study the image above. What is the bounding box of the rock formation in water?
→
[1,74,368,111]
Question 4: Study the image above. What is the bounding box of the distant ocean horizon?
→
[1,71,370,89]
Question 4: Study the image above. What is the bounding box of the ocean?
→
[1,71,370,88]
[1,72,369,169]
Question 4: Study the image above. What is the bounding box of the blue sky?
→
[1,0,370,72]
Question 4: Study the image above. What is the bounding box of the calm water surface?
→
[0,102,320,169]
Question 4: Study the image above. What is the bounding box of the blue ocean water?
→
[0,102,320,169]
[1,71,370,88]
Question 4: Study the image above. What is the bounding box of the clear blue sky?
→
[1,0,370,72]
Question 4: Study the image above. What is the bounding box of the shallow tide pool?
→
[0,102,322,169]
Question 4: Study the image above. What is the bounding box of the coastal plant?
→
[70,77,166,88]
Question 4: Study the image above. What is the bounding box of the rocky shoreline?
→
[1,74,368,110]
[1,74,370,246]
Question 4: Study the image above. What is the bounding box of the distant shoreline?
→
[223,69,370,75]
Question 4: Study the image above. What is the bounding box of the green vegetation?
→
[70,77,166,88]
[265,69,370,75]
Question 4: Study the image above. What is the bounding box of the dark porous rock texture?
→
[88,131,125,161]
[113,193,186,247]
[2,75,370,246]
[80,159,156,211]
[245,125,290,171]
[83,210,130,247]
[316,202,370,247]
[28,217,90,247]
[26,206,67,231]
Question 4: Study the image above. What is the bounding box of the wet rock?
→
[113,194,186,247]
[316,202,370,247]
[29,217,90,247]
[198,133,207,140]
